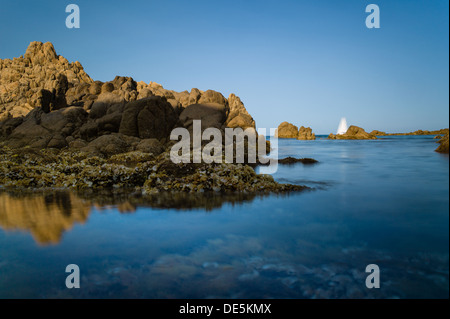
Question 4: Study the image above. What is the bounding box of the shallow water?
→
[0,136,448,298]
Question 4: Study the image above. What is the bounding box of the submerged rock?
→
[278,157,318,165]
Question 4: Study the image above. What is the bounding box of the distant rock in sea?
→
[369,130,387,136]
[435,133,449,153]
[328,125,377,140]
[275,122,315,140]
[297,126,316,140]
[370,128,449,136]
[275,122,298,138]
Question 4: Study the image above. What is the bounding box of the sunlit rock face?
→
[0,191,90,245]
[0,41,93,119]
[275,122,299,138]
[0,41,257,155]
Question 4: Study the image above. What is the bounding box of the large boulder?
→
[275,122,298,138]
[197,90,227,105]
[119,96,178,140]
[5,107,87,149]
[89,92,125,119]
[179,103,228,131]
[81,133,137,156]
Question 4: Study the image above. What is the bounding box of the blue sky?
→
[0,0,448,133]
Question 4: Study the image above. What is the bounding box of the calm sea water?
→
[0,135,448,298]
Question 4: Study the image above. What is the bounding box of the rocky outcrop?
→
[297,126,315,140]
[0,42,92,120]
[0,41,258,155]
[328,125,377,140]
[119,96,178,140]
[435,133,449,153]
[0,42,305,196]
[179,103,228,132]
[225,94,255,130]
[275,122,315,140]
[370,128,449,136]
[275,122,298,138]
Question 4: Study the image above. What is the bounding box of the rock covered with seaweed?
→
[0,146,307,194]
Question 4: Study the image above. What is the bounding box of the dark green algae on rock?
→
[0,146,308,195]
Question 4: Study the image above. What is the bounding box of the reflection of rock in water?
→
[75,189,261,212]
[0,191,90,245]
[0,189,268,244]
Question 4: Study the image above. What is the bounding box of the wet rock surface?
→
[0,146,308,194]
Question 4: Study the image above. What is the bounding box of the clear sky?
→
[0,0,448,134]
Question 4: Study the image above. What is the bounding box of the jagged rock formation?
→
[0,42,257,155]
[435,133,449,153]
[297,126,315,140]
[328,125,377,140]
[0,42,92,121]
